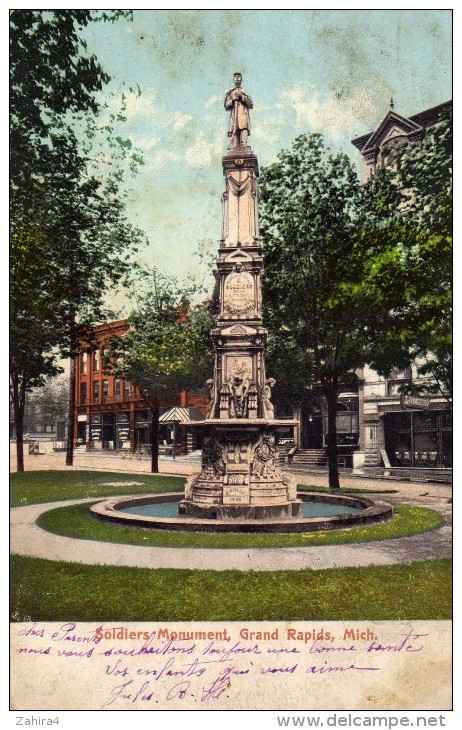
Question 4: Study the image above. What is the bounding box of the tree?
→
[259,134,379,488]
[109,269,213,473]
[259,117,452,488]
[23,375,69,435]
[10,223,63,468]
[10,10,145,470]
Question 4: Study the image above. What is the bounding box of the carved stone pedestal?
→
[178,420,302,520]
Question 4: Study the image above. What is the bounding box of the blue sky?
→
[62,9,454,304]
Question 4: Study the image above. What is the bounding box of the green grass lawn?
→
[10,470,185,507]
[13,470,441,548]
[10,554,451,622]
[37,502,442,549]
[298,485,398,495]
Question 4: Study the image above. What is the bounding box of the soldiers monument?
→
[178,74,301,520]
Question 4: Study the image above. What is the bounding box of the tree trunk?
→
[325,381,340,490]
[11,376,26,472]
[150,397,160,474]
[65,354,76,466]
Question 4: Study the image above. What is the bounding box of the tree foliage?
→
[109,269,213,473]
[10,10,145,470]
[260,112,452,486]
[260,134,375,487]
[23,376,69,434]
[359,110,452,398]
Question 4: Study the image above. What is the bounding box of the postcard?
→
[9,7,453,720]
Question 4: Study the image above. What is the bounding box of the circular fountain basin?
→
[90,492,393,533]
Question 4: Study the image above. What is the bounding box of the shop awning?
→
[158,407,205,424]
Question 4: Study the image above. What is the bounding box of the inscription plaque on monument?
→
[223,270,255,317]
[223,484,250,504]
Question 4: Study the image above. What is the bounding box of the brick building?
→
[74,319,208,453]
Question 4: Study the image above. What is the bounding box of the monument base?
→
[178,498,302,521]
[178,421,301,520]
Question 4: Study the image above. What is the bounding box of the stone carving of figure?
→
[200,435,225,479]
[206,378,216,418]
[262,378,276,419]
[253,432,279,480]
[228,359,252,418]
[224,72,253,149]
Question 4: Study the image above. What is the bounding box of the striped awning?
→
[158,407,205,424]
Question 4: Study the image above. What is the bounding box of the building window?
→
[80,382,87,405]
[387,367,412,396]
[93,349,100,372]
[93,381,100,403]
[81,352,87,374]
[114,379,121,399]
[123,381,131,400]
[102,380,109,403]
[389,367,412,380]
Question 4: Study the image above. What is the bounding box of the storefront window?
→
[135,409,149,423]
[414,411,438,430]
[116,412,130,449]
[441,432,452,467]
[384,410,452,467]
[441,411,452,428]
[389,412,411,430]
[89,414,102,445]
[322,404,359,447]
[414,431,439,466]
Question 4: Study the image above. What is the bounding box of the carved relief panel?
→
[251,430,282,481]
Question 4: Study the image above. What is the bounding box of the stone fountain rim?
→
[89,490,393,534]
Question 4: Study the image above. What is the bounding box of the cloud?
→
[174,114,193,130]
[148,148,181,169]
[122,88,162,123]
[185,130,222,168]
[181,102,224,168]
[251,111,286,147]
[280,83,379,140]
[252,83,382,156]
[137,136,158,152]
[205,94,222,109]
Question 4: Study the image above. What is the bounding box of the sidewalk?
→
[10,446,452,503]
[10,499,452,572]
[9,445,198,478]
